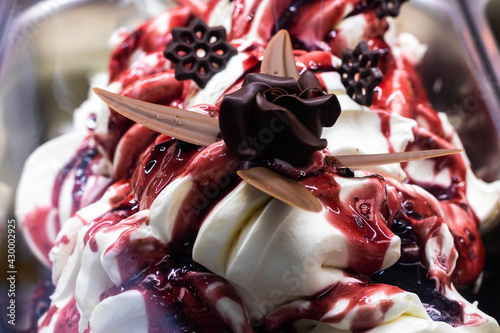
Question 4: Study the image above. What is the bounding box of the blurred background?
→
[1,0,500,331]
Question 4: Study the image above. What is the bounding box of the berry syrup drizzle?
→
[132,136,203,210]
[24,138,107,264]
[279,167,469,328]
[303,173,394,279]
[256,171,400,332]
[373,178,466,326]
[52,139,100,216]
[85,141,246,331]
[403,129,485,287]
[132,135,242,250]
[263,282,401,332]
[22,206,56,265]
[101,234,251,332]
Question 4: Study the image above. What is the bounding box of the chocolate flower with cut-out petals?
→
[349,0,408,19]
[339,40,383,107]
[374,0,408,19]
[164,18,237,88]
[219,71,341,167]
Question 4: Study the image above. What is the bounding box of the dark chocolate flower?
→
[373,0,408,19]
[339,40,383,107]
[348,0,408,19]
[219,71,341,167]
[164,18,237,88]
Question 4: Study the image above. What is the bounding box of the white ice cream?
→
[14,1,500,332]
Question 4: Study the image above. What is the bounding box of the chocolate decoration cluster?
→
[164,18,237,88]
[219,71,341,167]
[339,40,383,107]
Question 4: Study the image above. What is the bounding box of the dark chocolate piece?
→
[219,71,341,167]
[339,40,383,107]
[348,0,409,19]
[164,18,237,88]
[373,0,409,19]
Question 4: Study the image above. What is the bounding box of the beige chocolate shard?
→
[93,88,220,147]
[237,167,323,212]
[326,149,464,168]
[261,30,300,79]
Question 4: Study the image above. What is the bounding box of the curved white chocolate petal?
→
[261,30,300,79]
[327,149,463,168]
[93,88,220,147]
[238,167,323,213]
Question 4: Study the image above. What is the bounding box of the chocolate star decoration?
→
[373,0,408,19]
[164,18,237,88]
[339,40,383,107]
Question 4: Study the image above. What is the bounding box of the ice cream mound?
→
[15,0,500,332]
